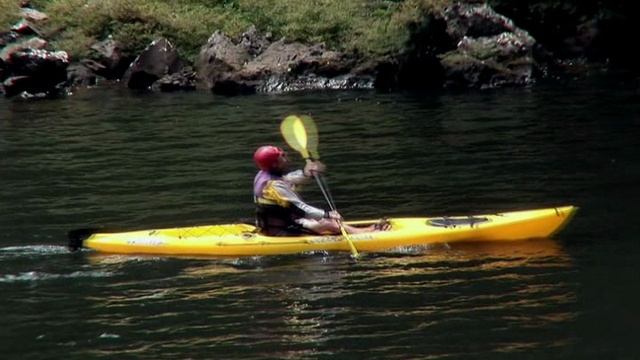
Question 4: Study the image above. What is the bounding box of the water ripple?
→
[2,82,638,358]
[0,270,116,283]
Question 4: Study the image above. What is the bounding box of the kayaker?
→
[253,145,388,236]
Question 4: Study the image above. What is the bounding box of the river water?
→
[1,74,639,359]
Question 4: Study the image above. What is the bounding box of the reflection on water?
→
[71,238,576,358]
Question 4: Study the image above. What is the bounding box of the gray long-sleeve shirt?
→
[253,169,326,219]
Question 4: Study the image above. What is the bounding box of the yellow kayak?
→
[68,206,577,257]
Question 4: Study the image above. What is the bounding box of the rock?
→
[0,31,21,48]
[389,2,537,90]
[20,7,49,23]
[3,74,67,99]
[197,28,363,95]
[211,73,259,95]
[3,75,32,97]
[122,37,186,90]
[3,48,69,97]
[438,2,536,88]
[457,32,533,62]
[195,31,251,90]
[239,25,271,56]
[0,37,48,63]
[257,73,373,93]
[439,52,531,89]
[5,48,68,75]
[80,58,107,75]
[152,67,197,92]
[246,40,354,77]
[66,63,99,87]
[89,38,133,79]
[0,16,67,97]
[442,2,527,40]
[10,19,43,37]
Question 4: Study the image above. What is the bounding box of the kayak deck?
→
[74,206,578,257]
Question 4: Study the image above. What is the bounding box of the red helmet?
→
[253,145,285,171]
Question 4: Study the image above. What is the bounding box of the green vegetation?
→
[0,0,21,28]
[22,0,450,61]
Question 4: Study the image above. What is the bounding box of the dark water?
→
[1,75,639,359]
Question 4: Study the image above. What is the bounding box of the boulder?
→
[10,19,43,37]
[245,40,354,77]
[20,7,49,23]
[5,48,67,75]
[438,3,536,88]
[66,63,99,87]
[196,28,363,95]
[122,38,186,90]
[439,31,534,88]
[442,2,528,40]
[0,37,48,63]
[2,48,68,97]
[195,31,251,90]
[0,31,21,48]
[88,38,134,79]
[3,75,32,97]
[390,2,536,90]
[152,67,197,92]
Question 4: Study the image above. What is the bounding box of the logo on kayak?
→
[427,216,490,228]
[126,238,165,246]
[308,234,373,243]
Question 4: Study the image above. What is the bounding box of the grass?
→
[0,0,21,29]
[12,0,452,62]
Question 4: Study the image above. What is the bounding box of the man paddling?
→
[253,145,387,236]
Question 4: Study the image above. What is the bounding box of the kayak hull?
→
[74,206,577,257]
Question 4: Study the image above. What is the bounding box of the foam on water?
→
[0,269,116,283]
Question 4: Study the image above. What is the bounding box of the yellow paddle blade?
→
[299,115,320,160]
[281,115,310,159]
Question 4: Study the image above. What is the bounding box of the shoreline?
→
[1,1,637,100]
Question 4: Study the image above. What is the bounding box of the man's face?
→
[274,151,289,171]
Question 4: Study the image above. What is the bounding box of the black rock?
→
[3,48,69,97]
[122,38,185,90]
[152,68,197,92]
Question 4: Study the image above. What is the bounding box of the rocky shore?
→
[0,1,627,99]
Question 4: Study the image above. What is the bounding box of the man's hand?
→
[304,160,326,177]
[325,210,342,220]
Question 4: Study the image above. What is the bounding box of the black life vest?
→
[254,171,305,236]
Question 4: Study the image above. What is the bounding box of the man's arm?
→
[270,180,326,220]
[283,161,326,185]
[282,169,310,185]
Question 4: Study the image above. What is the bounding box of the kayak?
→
[68,206,577,257]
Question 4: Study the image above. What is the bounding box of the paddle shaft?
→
[309,171,359,256]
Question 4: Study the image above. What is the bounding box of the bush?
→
[0,0,20,29]
[39,0,247,60]
[34,0,452,61]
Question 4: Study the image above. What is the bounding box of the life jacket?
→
[253,170,305,236]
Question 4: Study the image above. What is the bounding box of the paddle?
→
[280,115,360,258]
[284,115,338,209]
